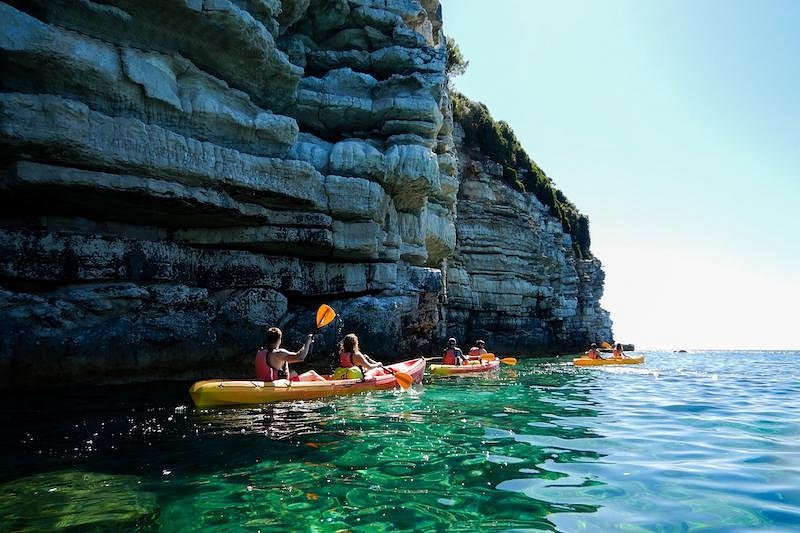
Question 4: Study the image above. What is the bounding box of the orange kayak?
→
[573,356,645,366]
[189,358,426,408]
[429,359,501,375]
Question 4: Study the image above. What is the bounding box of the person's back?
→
[468,340,487,359]
[612,343,624,359]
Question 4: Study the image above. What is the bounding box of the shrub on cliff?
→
[452,92,591,257]
[445,36,469,82]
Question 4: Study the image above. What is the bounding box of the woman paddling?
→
[333,333,383,380]
[612,343,626,359]
[255,327,324,382]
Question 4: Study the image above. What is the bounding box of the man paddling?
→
[442,337,468,366]
[585,342,605,360]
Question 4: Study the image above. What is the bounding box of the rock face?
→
[0,0,611,388]
[445,125,612,353]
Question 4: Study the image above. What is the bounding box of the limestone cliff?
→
[0,0,611,388]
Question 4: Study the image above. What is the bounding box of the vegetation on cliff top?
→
[451,92,592,258]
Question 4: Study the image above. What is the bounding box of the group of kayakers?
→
[585,342,627,360]
[255,327,492,382]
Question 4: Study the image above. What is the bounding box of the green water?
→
[2,351,799,531]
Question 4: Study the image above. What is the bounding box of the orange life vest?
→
[469,347,481,358]
[612,349,623,359]
[587,349,600,360]
[443,348,458,365]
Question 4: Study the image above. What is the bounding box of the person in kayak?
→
[612,343,626,359]
[442,337,468,366]
[333,333,383,380]
[585,343,604,360]
[255,327,324,382]
[468,339,488,359]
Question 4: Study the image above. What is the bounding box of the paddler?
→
[468,339,488,359]
[585,342,604,360]
[333,333,383,380]
[612,343,626,359]
[255,327,325,382]
[442,337,468,366]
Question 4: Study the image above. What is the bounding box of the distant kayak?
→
[573,356,645,367]
[189,358,426,408]
[430,359,501,375]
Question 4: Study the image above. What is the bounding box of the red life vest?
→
[255,348,283,381]
[443,348,458,365]
[339,351,356,368]
[587,349,600,360]
[469,347,481,358]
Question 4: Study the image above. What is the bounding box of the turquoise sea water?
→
[2,350,799,531]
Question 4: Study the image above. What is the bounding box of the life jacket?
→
[443,348,458,365]
[612,348,623,359]
[255,348,283,381]
[469,347,481,358]
[586,349,601,360]
[339,351,356,368]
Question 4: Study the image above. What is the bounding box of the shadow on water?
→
[0,360,610,531]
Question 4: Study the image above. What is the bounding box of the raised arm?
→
[281,334,315,363]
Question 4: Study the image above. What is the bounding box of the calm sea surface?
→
[2,350,799,531]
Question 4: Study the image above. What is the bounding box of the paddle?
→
[315,304,336,331]
[480,353,517,365]
[379,365,413,390]
[285,304,337,384]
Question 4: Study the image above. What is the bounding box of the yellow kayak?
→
[430,359,501,375]
[573,356,645,366]
[189,358,426,408]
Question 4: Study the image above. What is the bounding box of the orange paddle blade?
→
[393,371,413,390]
[315,304,336,329]
[601,341,613,350]
[480,353,496,361]
[500,357,517,365]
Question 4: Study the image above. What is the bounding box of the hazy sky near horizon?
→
[442,0,800,350]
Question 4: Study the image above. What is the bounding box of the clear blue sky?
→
[442,0,800,349]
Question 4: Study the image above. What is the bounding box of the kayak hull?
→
[189,358,426,408]
[573,356,645,366]
[430,359,501,375]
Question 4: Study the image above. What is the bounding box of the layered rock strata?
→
[0,0,610,388]
[445,127,612,353]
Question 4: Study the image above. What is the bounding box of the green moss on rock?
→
[452,92,591,257]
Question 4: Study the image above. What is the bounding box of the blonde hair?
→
[338,333,360,354]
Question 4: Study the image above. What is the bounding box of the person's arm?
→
[456,348,467,364]
[281,334,315,364]
[354,352,382,369]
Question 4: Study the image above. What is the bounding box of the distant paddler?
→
[468,339,488,360]
[442,337,468,366]
[585,342,606,360]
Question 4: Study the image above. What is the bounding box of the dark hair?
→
[476,339,485,346]
[615,343,622,349]
[266,327,282,347]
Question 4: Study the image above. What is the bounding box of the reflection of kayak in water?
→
[189,358,425,408]
[573,356,645,366]
[430,359,501,375]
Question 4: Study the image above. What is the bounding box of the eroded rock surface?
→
[0,0,610,387]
